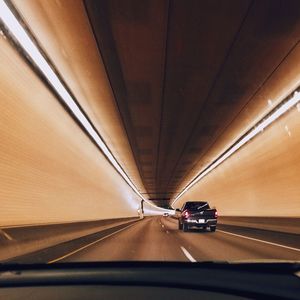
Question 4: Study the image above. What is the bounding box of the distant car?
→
[178,201,217,232]
[163,213,169,217]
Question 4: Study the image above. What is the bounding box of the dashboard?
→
[0,262,299,299]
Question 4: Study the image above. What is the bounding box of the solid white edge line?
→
[180,246,197,262]
[48,222,137,264]
[218,229,300,252]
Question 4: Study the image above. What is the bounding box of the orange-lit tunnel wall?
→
[0,35,140,226]
[178,104,300,217]
[0,7,167,226]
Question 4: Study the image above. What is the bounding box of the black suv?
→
[178,201,218,232]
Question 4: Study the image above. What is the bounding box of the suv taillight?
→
[182,210,190,218]
[215,210,218,218]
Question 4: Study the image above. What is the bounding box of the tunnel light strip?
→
[172,89,300,207]
[0,0,167,210]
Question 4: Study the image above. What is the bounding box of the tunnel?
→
[0,0,299,263]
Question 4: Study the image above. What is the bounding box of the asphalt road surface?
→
[8,216,300,264]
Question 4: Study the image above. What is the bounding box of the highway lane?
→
[7,216,300,263]
[36,216,300,263]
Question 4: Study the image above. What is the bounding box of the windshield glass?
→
[0,0,299,265]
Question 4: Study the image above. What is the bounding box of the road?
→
[9,216,300,264]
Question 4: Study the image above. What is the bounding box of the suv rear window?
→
[184,202,210,210]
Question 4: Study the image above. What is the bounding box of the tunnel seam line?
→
[82,0,146,195]
[218,230,300,252]
[154,0,171,204]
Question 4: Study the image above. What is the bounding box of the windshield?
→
[0,0,299,265]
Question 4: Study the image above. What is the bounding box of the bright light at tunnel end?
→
[171,89,300,207]
[0,0,170,212]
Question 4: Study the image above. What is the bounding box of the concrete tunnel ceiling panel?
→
[85,0,300,206]
[85,0,300,207]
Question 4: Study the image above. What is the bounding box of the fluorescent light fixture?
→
[171,89,300,207]
[0,0,169,211]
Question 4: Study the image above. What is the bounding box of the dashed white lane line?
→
[218,229,300,252]
[180,246,197,262]
[1,229,13,241]
[48,222,137,264]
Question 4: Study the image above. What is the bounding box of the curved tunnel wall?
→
[0,35,148,226]
[177,101,300,217]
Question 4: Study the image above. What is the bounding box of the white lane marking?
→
[218,230,300,253]
[48,222,137,264]
[180,246,197,262]
[1,229,13,241]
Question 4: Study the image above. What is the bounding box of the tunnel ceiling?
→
[84,0,300,207]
